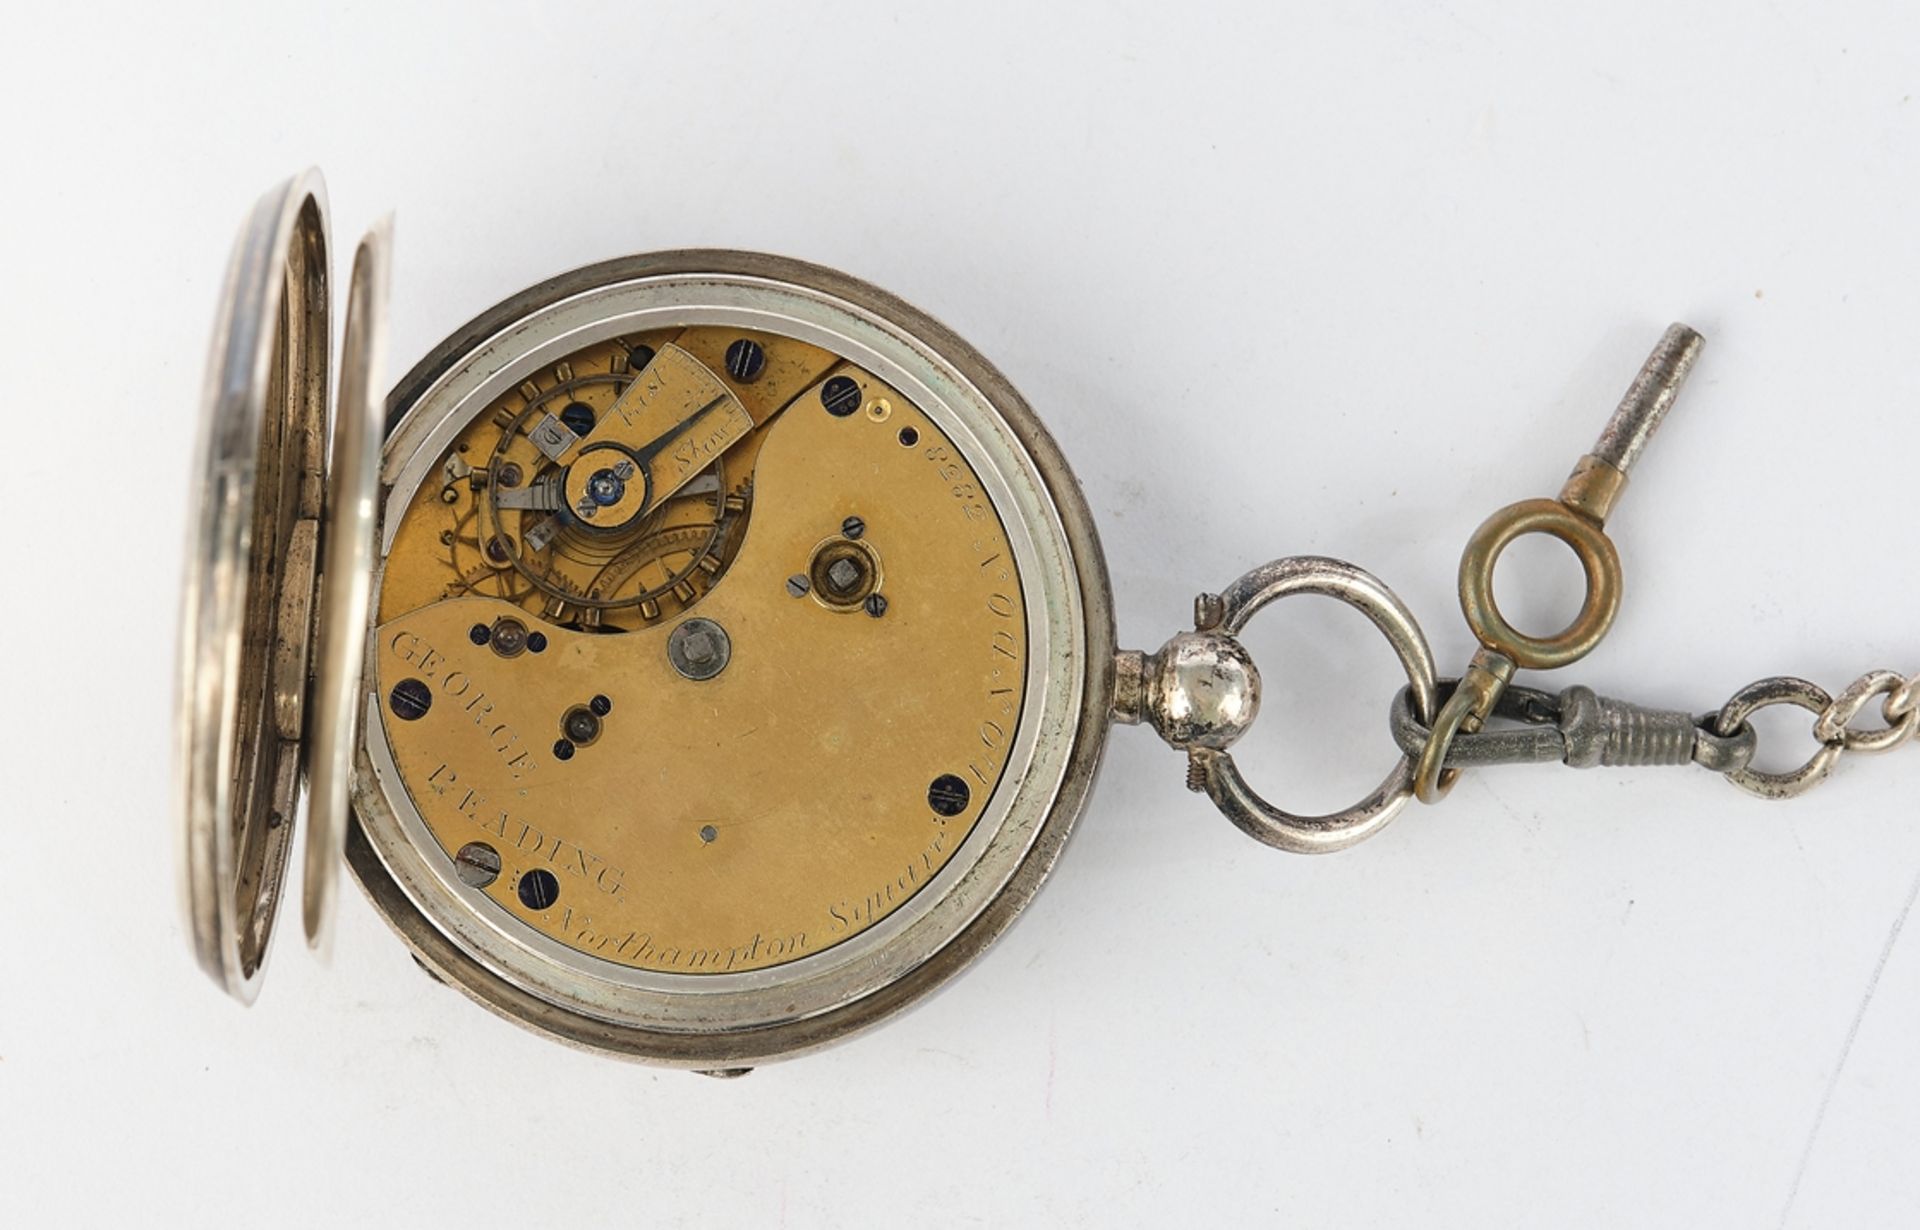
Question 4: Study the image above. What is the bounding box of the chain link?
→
[1714,668,1920,799]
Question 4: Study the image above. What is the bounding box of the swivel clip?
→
[1413,323,1705,803]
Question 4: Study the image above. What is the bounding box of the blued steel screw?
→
[927,773,971,817]
[389,679,432,721]
[560,401,596,437]
[821,376,861,417]
[517,869,560,910]
[725,338,766,382]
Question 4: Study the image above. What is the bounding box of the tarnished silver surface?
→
[1387,662,1916,798]
[1714,677,1843,800]
[1114,630,1260,750]
[304,219,390,954]
[1390,682,1756,773]
[1589,323,1703,473]
[1688,717,1762,775]
[665,616,732,681]
[1559,685,1693,768]
[1815,670,1919,755]
[1391,683,1568,767]
[1125,556,1438,854]
[176,170,331,1002]
[1893,676,1920,726]
[1713,668,1919,800]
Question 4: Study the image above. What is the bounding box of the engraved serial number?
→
[921,443,991,522]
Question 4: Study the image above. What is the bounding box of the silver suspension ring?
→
[1117,556,1440,854]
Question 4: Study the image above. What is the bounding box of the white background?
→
[3,2,1918,1226]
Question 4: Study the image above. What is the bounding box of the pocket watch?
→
[177,171,1918,1072]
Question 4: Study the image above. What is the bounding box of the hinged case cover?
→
[176,170,387,1000]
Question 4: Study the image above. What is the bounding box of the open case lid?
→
[176,170,388,1001]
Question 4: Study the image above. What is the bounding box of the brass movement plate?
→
[372,326,1027,975]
